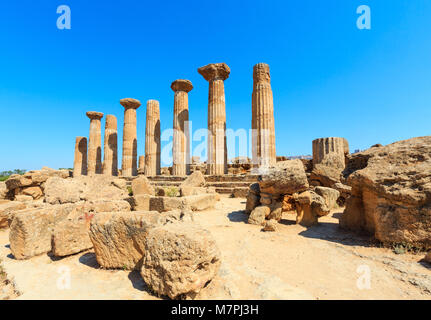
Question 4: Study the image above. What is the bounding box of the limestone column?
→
[198,63,230,175]
[138,156,145,170]
[312,137,349,169]
[73,137,87,176]
[171,79,193,176]
[252,63,276,168]
[103,115,118,176]
[120,98,141,177]
[144,100,161,176]
[86,111,104,175]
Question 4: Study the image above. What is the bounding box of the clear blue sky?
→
[0,1,430,171]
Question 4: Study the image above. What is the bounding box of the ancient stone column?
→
[171,79,193,176]
[252,63,276,168]
[103,115,118,176]
[198,63,230,175]
[120,98,141,177]
[312,137,349,169]
[144,100,161,176]
[138,155,145,170]
[73,137,87,176]
[86,111,104,175]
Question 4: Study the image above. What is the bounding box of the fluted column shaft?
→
[103,115,118,176]
[198,63,230,176]
[207,79,227,175]
[73,137,87,176]
[144,100,161,176]
[312,137,349,169]
[86,112,103,175]
[121,98,141,177]
[171,79,193,176]
[252,63,276,168]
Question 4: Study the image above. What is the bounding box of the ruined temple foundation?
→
[86,111,104,175]
[252,63,276,168]
[144,100,161,176]
[312,137,349,169]
[73,136,87,176]
[103,115,118,176]
[120,98,141,177]
[171,79,193,176]
[198,63,230,175]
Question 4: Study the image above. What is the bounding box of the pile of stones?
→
[0,169,222,299]
[245,159,340,231]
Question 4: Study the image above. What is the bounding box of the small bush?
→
[127,186,133,196]
[165,187,179,197]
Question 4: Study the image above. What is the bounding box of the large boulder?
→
[314,186,340,210]
[340,136,431,248]
[309,164,342,188]
[258,160,309,196]
[0,202,26,228]
[180,171,206,188]
[52,217,93,257]
[248,206,270,225]
[44,176,128,204]
[293,191,330,227]
[9,204,76,259]
[131,176,155,196]
[44,177,86,204]
[141,221,221,299]
[89,210,193,270]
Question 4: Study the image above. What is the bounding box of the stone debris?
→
[141,221,221,299]
[89,210,194,270]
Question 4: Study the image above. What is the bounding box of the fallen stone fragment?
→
[0,202,26,228]
[314,186,340,210]
[141,221,221,299]
[89,210,192,270]
[259,159,309,196]
[180,171,206,188]
[248,206,270,225]
[263,219,278,232]
[131,176,155,196]
[52,217,93,257]
[9,204,76,259]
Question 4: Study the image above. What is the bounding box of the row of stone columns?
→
[74,62,278,177]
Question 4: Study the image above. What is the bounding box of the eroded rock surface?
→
[340,136,431,248]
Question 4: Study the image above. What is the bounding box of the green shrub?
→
[127,186,133,196]
[166,187,179,197]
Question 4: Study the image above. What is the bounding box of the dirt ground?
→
[1,196,431,300]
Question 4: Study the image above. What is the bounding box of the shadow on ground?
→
[227,210,248,223]
[127,270,166,299]
[79,252,100,269]
[298,217,374,247]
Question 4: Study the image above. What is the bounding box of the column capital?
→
[86,111,104,120]
[171,79,193,93]
[253,63,271,83]
[120,98,141,109]
[198,63,230,81]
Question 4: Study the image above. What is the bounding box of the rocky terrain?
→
[1,196,430,300]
